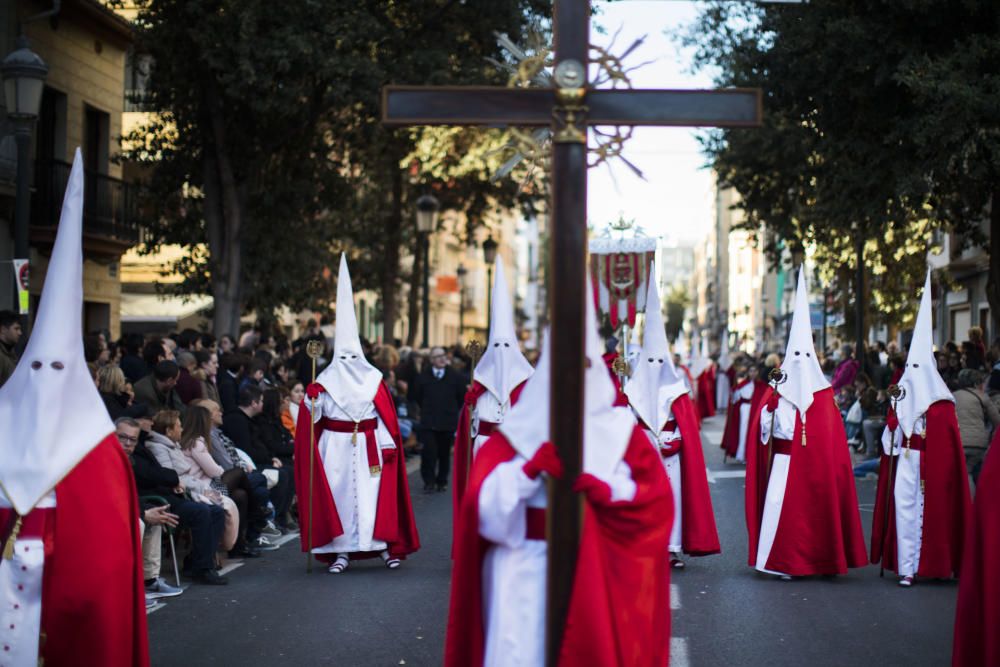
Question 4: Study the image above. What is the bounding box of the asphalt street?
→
[148,413,957,666]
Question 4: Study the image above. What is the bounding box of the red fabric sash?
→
[319,418,381,475]
[525,507,546,541]
[0,508,55,558]
[477,421,499,437]
[770,438,794,456]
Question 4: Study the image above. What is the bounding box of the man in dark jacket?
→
[133,360,187,414]
[223,386,295,531]
[408,346,467,492]
[121,417,228,585]
[0,310,21,389]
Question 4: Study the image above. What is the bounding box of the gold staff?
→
[766,367,788,473]
[879,383,905,578]
[465,338,483,481]
[305,339,324,574]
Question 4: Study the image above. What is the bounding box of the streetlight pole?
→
[414,194,440,349]
[482,236,498,336]
[3,36,48,330]
[457,263,467,342]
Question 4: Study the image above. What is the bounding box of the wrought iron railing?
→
[31,159,142,244]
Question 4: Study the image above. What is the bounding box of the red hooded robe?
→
[952,432,1000,666]
[744,386,868,575]
[445,426,673,667]
[294,382,420,560]
[720,378,768,458]
[870,400,971,577]
[695,367,716,418]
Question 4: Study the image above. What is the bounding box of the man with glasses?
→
[409,347,467,493]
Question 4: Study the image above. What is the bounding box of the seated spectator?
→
[831,344,860,393]
[257,388,295,468]
[239,358,268,392]
[194,398,278,550]
[223,386,296,532]
[123,415,229,585]
[118,333,147,384]
[219,333,236,355]
[98,364,147,420]
[134,360,187,415]
[272,359,290,387]
[194,349,222,405]
[115,417,185,602]
[146,410,238,552]
[177,328,203,353]
[217,352,247,413]
[181,405,260,558]
[174,350,204,404]
[84,333,110,367]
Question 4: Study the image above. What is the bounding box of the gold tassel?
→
[351,421,359,445]
[801,422,807,447]
[3,514,23,560]
[904,436,911,459]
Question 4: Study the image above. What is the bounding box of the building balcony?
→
[30,159,143,257]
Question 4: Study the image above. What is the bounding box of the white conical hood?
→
[718,331,732,371]
[689,333,709,378]
[501,278,634,480]
[625,323,642,375]
[474,258,533,402]
[779,269,829,415]
[0,149,114,514]
[895,270,953,438]
[316,254,383,418]
[626,268,686,431]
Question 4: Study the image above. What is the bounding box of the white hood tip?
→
[474,257,534,401]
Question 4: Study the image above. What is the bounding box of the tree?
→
[684,1,1000,338]
[122,0,547,338]
[664,284,690,343]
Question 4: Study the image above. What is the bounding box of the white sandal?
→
[380,550,401,569]
[328,554,350,574]
[898,575,914,588]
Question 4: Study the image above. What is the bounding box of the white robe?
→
[716,372,731,414]
[882,415,927,577]
[734,382,756,463]
[642,423,683,552]
[310,393,397,554]
[755,398,800,575]
[478,454,636,667]
[0,490,54,667]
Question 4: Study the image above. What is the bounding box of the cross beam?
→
[382,2,761,664]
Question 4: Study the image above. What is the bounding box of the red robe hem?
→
[665,394,721,556]
[720,379,767,458]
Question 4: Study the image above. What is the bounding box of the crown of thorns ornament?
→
[768,367,788,386]
[887,384,906,401]
[306,340,324,359]
[486,28,651,190]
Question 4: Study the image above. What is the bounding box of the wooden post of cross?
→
[382,1,761,663]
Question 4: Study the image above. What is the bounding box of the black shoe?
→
[228,546,262,559]
[194,569,229,585]
[423,483,435,494]
[436,483,448,492]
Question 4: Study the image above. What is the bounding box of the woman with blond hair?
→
[147,409,239,552]
[97,364,146,420]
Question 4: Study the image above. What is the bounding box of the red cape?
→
[695,367,716,418]
[952,431,1000,666]
[870,400,971,577]
[602,352,631,407]
[668,394,721,556]
[452,379,527,539]
[445,427,673,667]
[720,379,768,457]
[744,387,868,575]
[31,434,148,666]
[294,382,420,560]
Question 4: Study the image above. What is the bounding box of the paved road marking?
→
[218,561,246,576]
[671,583,681,610]
[706,468,747,484]
[670,637,690,667]
[146,602,166,615]
[271,532,300,548]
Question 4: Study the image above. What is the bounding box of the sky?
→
[587,1,717,244]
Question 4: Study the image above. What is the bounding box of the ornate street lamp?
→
[3,36,48,325]
[415,194,439,348]
[482,236,498,334]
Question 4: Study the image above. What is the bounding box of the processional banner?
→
[589,236,657,329]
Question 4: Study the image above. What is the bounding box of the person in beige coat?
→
[954,368,1000,485]
[147,409,238,551]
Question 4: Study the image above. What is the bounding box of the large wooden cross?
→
[383,2,760,664]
